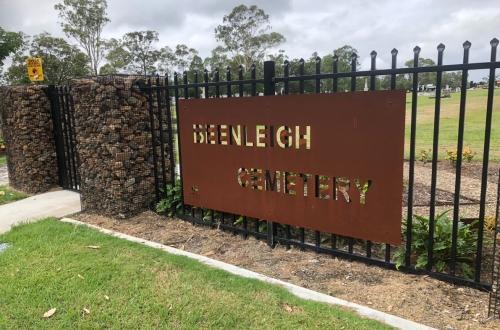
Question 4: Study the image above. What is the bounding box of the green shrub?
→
[394,210,478,278]
[156,181,183,217]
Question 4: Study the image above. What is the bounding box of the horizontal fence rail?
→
[141,39,499,291]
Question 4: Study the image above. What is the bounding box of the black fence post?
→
[405,45,421,268]
[264,60,277,247]
[476,38,499,282]
[264,61,276,96]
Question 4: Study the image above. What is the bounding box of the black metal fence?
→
[488,172,500,317]
[140,39,500,291]
[144,77,176,202]
[46,85,80,191]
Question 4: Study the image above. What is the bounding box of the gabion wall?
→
[70,77,159,217]
[0,85,59,193]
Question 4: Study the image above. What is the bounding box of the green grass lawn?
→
[0,185,27,205]
[0,155,6,166]
[404,88,500,160]
[0,219,391,329]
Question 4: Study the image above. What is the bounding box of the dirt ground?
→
[73,211,500,330]
[404,161,499,219]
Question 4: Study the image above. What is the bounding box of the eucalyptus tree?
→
[174,44,198,73]
[122,30,160,76]
[214,4,285,70]
[55,0,110,75]
[99,38,132,74]
[0,27,24,67]
[5,32,89,85]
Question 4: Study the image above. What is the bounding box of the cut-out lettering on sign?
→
[179,91,406,245]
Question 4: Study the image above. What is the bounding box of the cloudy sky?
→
[1,0,499,78]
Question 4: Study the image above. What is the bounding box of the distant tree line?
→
[0,0,466,90]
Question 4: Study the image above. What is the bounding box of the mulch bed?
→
[403,182,479,207]
[440,162,500,185]
[73,211,500,330]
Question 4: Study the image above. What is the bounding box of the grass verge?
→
[404,88,500,160]
[0,219,391,329]
[0,155,6,166]
[0,185,27,205]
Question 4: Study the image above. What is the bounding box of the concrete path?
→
[0,190,81,234]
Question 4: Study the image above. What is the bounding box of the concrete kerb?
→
[61,217,435,330]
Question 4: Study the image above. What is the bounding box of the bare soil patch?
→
[73,211,499,330]
[403,161,499,219]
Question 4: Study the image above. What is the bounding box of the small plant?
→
[234,215,245,225]
[418,149,432,164]
[202,209,213,222]
[445,147,476,166]
[394,210,478,278]
[445,149,458,166]
[462,146,476,162]
[201,210,222,223]
[156,181,183,217]
[484,215,497,232]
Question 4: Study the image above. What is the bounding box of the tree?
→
[55,0,109,75]
[0,27,24,67]
[405,58,436,87]
[189,55,204,73]
[442,71,462,89]
[214,5,285,69]
[100,38,131,74]
[174,44,198,73]
[332,45,360,72]
[283,46,360,93]
[156,46,175,76]
[203,46,230,71]
[5,32,90,85]
[122,31,160,76]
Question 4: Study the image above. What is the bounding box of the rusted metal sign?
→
[179,91,406,245]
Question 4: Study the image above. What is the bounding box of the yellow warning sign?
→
[26,57,44,82]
